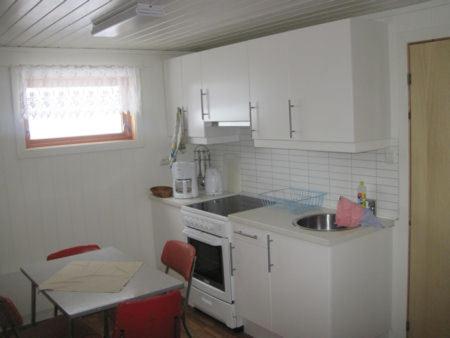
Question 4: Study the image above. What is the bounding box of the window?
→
[12,65,141,149]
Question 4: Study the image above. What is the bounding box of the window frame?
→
[24,111,135,149]
[11,65,144,158]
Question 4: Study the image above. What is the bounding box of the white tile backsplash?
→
[208,131,399,219]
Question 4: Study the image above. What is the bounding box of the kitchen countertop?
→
[229,206,395,246]
[148,191,235,208]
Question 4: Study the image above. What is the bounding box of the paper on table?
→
[39,261,143,293]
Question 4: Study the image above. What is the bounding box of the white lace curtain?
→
[12,65,141,120]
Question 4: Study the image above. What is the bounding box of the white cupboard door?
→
[201,43,250,122]
[164,57,183,137]
[287,20,354,142]
[269,233,331,338]
[181,53,205,138]
[233,233,271,330]
[248,34,290,140]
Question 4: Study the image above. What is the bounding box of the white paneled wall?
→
[0,48,172,320]
[209,131,399,219]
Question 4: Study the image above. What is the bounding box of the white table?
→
[20,247,184,338]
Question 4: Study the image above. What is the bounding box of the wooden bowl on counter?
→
[150,186,173,198]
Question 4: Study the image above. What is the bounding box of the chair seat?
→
[19,316,100,338]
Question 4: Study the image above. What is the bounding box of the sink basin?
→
[293,213,359,231]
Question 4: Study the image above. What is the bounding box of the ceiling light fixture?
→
[91,2,165,38]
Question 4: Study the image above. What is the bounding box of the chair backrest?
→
[0,296,23,332]
[47,244,101,261]
[161,240,196,282]
[112,290,182,338]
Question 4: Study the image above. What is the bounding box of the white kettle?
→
[205,168,223,196]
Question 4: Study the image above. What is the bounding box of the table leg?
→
[103,310,109,338]
[31,283,36,325]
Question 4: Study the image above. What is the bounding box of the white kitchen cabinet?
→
[251,18,390,152]
[200,42,250,122]
[270,233,331,338]
[248,34,290,140]
[231,221,392,338]
[164,55,241,144]
[233,224,271,330]
[181,53,204,139]
[150,199,185,272]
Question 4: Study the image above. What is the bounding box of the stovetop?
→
[186,195,272,217]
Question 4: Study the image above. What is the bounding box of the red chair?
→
[0,295,100,338]
[47,244,101,261]
[161,240,196,338]
[47,244,101,317]
[112,290,182,338]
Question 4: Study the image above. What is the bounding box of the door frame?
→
[391,22,450,338]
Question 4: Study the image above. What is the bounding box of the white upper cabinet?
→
[248,33,291,140]
[201,42,250,122]
[250,18,390,152]
[181,53,204,139]
[164,54,241,144]
[165,17,389,151]
[287,20,355,143]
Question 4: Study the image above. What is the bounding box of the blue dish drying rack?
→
[260,188,326,214]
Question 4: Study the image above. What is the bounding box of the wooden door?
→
[200,42,250,122]
[409,38,450,338]
[248,33,290,140]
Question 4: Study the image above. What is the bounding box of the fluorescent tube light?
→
[92,3,164,38]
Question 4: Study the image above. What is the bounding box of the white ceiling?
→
[0,0,431,51]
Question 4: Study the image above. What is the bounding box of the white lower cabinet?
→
[270,233,331,338]
[150,200,185,272]
[233,225,271,330]
[232,222,392,338]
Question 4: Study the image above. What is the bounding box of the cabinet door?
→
[181,53,205,138]
[248,34,291,140]
[233,228,271,330]
[269,233,331,338]
[201,43,250,122]
[164,57,183,137]
[287,20,354,142]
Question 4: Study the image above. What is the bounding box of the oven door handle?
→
[182,227,224,246]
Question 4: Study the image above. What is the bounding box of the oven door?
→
[183,227,232,303]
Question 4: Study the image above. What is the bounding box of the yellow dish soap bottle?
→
[357,181,367,208]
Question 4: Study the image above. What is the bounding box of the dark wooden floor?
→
[84,306,252,338]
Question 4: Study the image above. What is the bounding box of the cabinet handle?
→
[288,99,295,139]
[248,101,256,132]
[200,89,209,120]
[230,243,235,276]
[267,234,274,273]
[234,230,257,240]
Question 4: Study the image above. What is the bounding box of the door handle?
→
[288,99,295,139]
[230,243,235,276]
[200,89,209,120]
[234,230,257,240]
[248,101,256,132]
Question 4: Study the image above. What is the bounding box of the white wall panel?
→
[0,47,172,321]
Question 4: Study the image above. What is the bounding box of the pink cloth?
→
[336,197,364,227]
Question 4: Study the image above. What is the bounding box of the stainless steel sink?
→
[293,213,359,231]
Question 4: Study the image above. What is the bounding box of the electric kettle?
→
[205,168,223,196]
